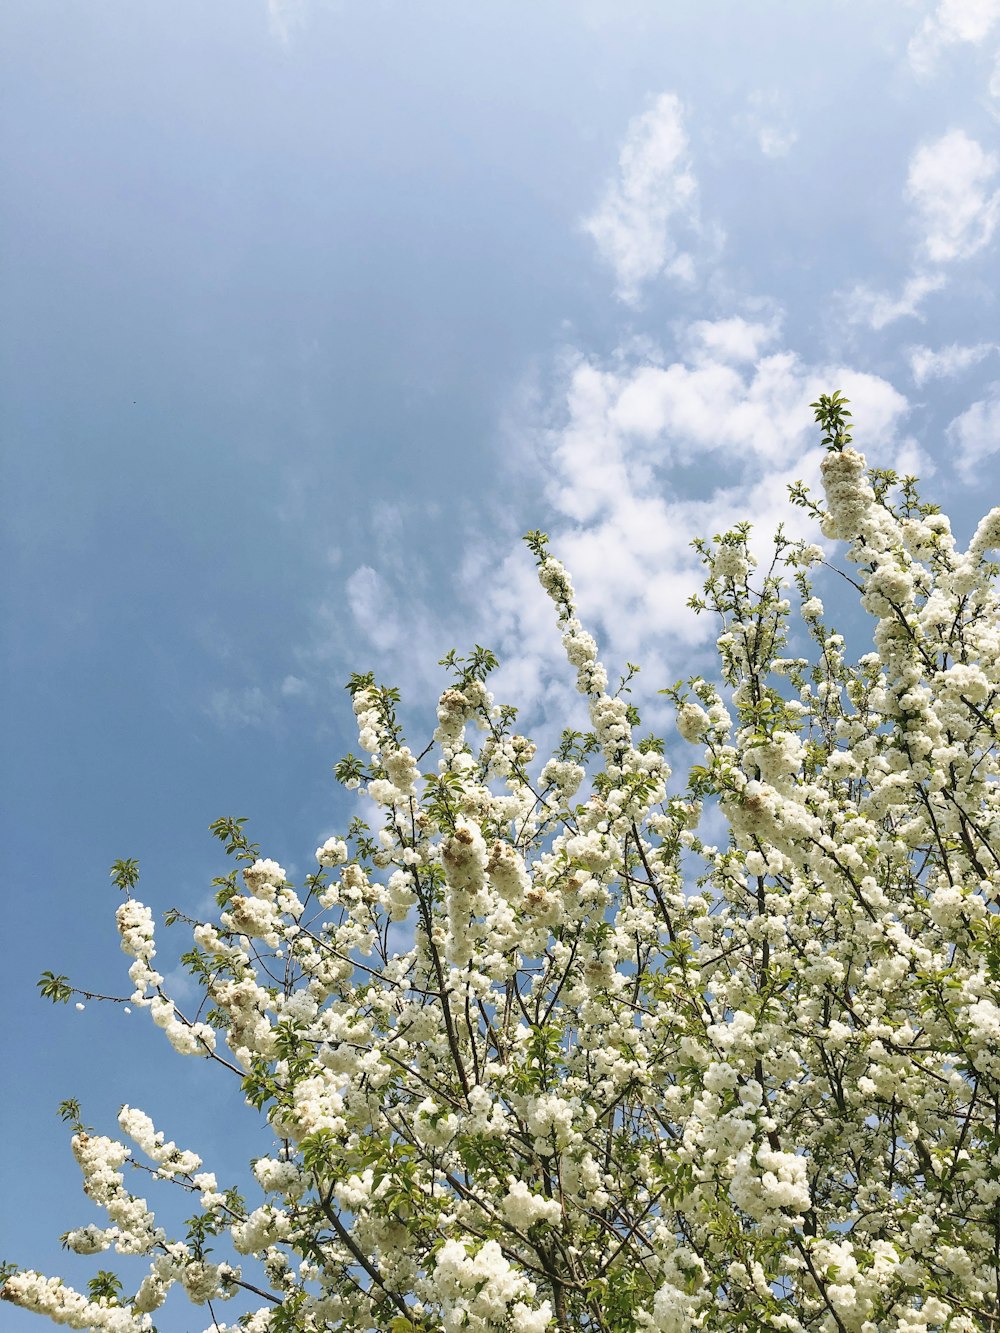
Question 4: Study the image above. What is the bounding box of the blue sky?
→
[3,1,1000,1327]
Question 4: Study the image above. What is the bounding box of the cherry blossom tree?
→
[5,395,1000,1332]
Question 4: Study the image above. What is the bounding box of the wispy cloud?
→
[907,129,1000,262]
[908,0,1000,74]
[947,384,1000,481]
[581,93,707,306]
[267,0,307,45]
[737,89,798,159]
[206,685,277,729]
[345,565,405,655]
[909,341,996,384]
[281,674,310,698]
[844,128,998,329]
[843,271,946,331]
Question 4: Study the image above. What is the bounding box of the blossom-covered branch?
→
[5,397,1000,1332]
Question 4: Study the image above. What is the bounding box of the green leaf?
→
[57,1098,81,1124]
[87,1271,123,1305]
[38,971,73,1005]
[110,858,140,892]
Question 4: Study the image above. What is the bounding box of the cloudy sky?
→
[3,1,1000,1325]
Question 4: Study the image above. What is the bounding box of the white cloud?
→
[907,129,1000,263]
[757,127,797,159]
[345,565,403,654]
[206,686,276,729]
[841,129,998,329]
[843,271,946,330]
[738,89,798,159]
[333,557,456,711]
[908,0,1000,74]
[281,674,309,697]
[582,93,706,305]
[267,0,307,44]
[909,341,996,383]
[683,315,783,365]
[946,384,1000,481]
[310,328,916,750]
[470,334,912,714]
[602,351,906,469]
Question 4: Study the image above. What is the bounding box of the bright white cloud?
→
[907,129,1000,263]
[843,271,946,330]
[909,341,996,383]
[683,315,783,365]
[602,351,906,469]
[908,0,1000,74]
[947,384,1000,481]
[582,93,704,305]
[494,341,908,705]
[470,334,913,717]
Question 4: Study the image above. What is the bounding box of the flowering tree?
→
[5,395,1000,1333]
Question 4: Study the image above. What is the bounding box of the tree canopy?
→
[6,396,1000,1332]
